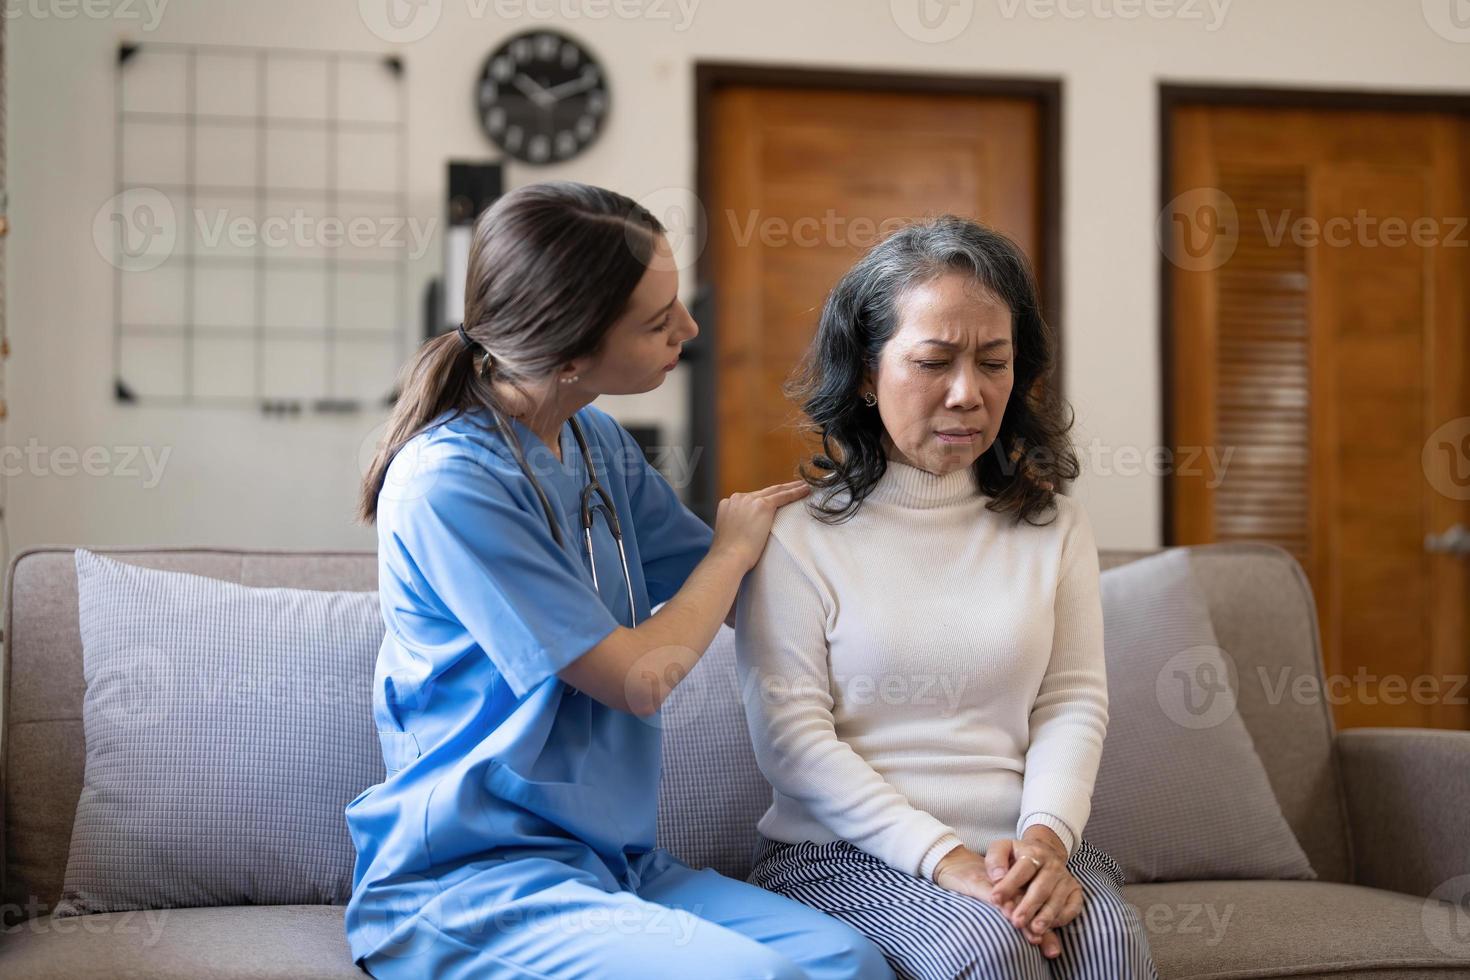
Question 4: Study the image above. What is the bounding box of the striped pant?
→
[749,836,1159,980]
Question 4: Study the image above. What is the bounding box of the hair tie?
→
[455,322,477,351]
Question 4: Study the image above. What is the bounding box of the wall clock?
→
[476,31,609,165]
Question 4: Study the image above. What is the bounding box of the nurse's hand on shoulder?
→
[557,479,809,717]
[711,480,811,570]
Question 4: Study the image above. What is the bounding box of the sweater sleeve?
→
[1016,498,1110,859]
[735,533,960,878]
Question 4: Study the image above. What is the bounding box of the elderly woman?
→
[735,215,1159,980]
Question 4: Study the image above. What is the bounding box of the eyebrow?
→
[645,295,677,324]
[915,338,1012,352]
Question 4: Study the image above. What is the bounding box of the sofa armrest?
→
[1337,727,1470,898]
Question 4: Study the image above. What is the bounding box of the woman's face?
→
[865,273,1015,476]
[577,235,698,395]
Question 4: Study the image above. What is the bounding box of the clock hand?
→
[543,74,598,102]
[511,72,555,109]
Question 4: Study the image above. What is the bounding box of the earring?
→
[560,374,580,385]
[862,391,877,407]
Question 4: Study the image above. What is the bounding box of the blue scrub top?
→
[344,403,714,953]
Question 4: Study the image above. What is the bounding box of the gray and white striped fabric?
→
[749,836,1159,980]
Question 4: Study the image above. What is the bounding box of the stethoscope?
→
[490,406,640,628]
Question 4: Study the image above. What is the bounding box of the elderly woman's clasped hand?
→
[932,832,1085,960]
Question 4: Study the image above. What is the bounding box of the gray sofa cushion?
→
[655,622,771,879]
[1086,548,1316,882]
[54,550,385,916]
[4,882,1467,980]
[0,905,364,979]
[1127,879,1470,979]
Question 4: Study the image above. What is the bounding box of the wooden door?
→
[1165,102,1470,730]
[706,83,1048,497]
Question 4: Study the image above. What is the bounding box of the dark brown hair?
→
[787,214,1079,526]
[356,181,664,524]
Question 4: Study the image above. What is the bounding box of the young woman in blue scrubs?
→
[346,181,894,980]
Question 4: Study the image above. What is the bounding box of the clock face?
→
[476,31,609,165]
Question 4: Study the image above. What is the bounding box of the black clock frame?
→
[476,30,610,165]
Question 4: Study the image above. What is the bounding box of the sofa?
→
[0,543,1467,979]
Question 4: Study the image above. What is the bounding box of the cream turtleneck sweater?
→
[734,458,1108,881]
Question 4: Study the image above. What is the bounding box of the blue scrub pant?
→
[357,847,894,979]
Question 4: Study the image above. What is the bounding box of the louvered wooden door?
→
[707,85,1045,496]
[1166,104,1470,730]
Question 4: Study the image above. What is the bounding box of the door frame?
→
[687,63,1064,522]
[1157,82,1470,546]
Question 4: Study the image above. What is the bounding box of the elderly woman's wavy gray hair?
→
[786,214,1080,526]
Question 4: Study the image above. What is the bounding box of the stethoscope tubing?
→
[488,406,640,628]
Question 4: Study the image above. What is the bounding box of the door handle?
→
[1425,523,1470,555]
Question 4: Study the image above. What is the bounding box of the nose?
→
[946,362,983,411]
[676,303,699,344]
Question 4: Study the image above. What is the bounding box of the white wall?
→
[6,0,1468,558]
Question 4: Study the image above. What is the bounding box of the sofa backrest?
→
[0,542,1352,919]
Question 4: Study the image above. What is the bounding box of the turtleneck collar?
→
[865,458,985,509]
